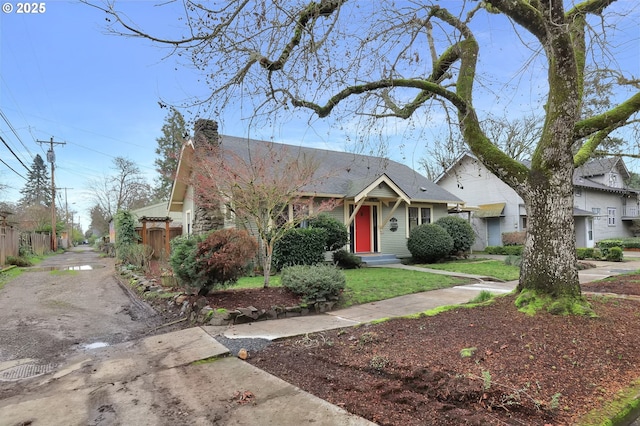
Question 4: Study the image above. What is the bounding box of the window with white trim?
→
[607,207,616,226]
[408,206,431,234]
[592,207,601,220]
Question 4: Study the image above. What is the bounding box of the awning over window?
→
[474,203,506,218]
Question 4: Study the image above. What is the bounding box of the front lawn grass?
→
[417,259,520,281]
[236,268,470,308]
[338,268,469,307]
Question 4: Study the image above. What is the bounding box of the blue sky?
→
[1,1,639,232]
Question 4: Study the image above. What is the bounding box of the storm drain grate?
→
[0,363,56,381]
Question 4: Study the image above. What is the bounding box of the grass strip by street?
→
[416,259,520,281]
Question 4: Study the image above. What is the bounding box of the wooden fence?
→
[21,232,50,256]
[0,228,51,266]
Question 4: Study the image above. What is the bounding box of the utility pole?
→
[37,137,66,251]
[59,187,74,248]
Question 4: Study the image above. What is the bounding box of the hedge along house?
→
[168,120,464,263]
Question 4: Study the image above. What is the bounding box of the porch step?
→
[357,253,400,266]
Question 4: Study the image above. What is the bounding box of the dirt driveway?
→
[0,247,368,426]
[0,246,162,394]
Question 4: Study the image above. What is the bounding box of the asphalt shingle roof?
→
[219,135,462,204]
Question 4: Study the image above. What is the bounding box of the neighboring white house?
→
[168,120,466,260]
[436,153,640,250]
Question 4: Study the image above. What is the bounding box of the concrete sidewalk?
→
[218,257,640,341]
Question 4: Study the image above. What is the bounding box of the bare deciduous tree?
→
[190,142,339,287]
[87,157,152,226]
[88,0,640,309]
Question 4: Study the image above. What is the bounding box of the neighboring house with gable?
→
[168,120,465,262]
[436,153,640,251]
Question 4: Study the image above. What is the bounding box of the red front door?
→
[355,205,371,253]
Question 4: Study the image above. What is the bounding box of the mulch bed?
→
[145,260,640,425]
[247,279,640,426]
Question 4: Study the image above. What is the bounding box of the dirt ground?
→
[141,260,640,425]
[0,246,167,399]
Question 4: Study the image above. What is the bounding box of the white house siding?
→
[181,185,195,236]
[437,156,523,250]
[573,189,633,242]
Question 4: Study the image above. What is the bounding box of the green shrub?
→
[605,246,623,262]
[308,214,349,251]
[114,210,141,264]
[332,249,362,269]
[597,239,624,249]
[621,237,640,249]
[435,216,475,254]
[407,223,454,263]
[281,264,346,301]
[169,234,201,287]
[6,256,33,267]
[194,228,258,293]
[592,248,602,260]
[485,245,523,256]
[576,248,595,260]
[118,244,153,270]
[273,227,327,270]
[18,245,32,257]
[504,245,524,256]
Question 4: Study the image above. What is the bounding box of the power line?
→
[0,134,30,172]
[0,109,34,161]
[0,157,27,180]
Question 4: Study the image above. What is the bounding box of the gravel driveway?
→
[0,246,162,392]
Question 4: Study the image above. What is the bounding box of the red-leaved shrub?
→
[502,231,526,246]
[194,228,258,293]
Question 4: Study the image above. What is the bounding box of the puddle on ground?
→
[82,342,110,350]
[23,264,106,272]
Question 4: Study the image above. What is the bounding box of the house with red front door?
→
[168,120,465,263]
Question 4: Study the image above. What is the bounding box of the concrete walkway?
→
[217,256,640,341]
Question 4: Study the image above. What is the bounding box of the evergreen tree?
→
[19,154,51,207]
[153,108,189,201]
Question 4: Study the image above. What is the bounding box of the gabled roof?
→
[170,135,462,207]
[436,151,636,195]
[575,157,630,180]
[168,140,195,212]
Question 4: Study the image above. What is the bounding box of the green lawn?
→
[338,268,468,307]
[417,259,520,281]
[237,267,470,308]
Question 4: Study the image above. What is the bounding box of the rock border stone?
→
[116,266,337,326]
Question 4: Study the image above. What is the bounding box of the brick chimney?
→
[193,119,220,147]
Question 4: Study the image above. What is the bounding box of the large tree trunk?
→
[517,166,581,298]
